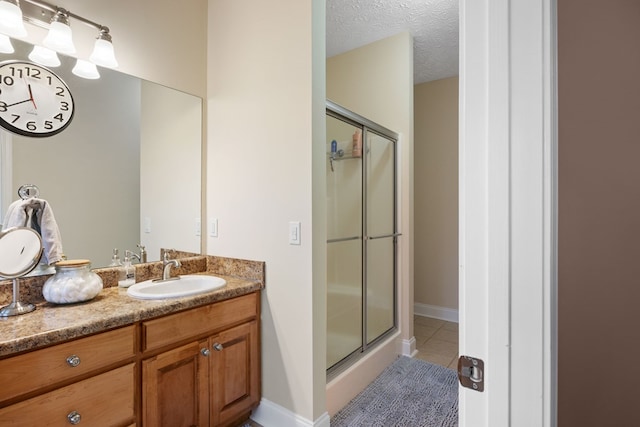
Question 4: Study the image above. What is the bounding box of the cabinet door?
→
[0,364,134,427]
[210,321,260,426]
[142,340,209,427]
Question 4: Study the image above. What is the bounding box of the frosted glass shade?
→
[0,1,26,38]
[89,38,118,68]
[28,46,60,67]
[72,59,99,79]
[0,33,13,53]
[43,21,75,54]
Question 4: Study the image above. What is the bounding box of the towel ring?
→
[18,184,40,200]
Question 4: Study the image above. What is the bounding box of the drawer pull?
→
[67,411,81,424]
[66,355,81,367]
[200,348,210,357]
[212,343,223,352]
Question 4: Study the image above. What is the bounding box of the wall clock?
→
[0,60,74,138]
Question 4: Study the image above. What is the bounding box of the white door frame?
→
[459,0,556,426]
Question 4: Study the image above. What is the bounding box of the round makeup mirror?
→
[0,227,43,317]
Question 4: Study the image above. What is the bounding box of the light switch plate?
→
[289,221,301,245]
[210,218,218,237]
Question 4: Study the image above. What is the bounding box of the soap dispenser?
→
[109,248,122,267]
[118,251,136,288]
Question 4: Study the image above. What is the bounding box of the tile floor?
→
[414,315,459,370]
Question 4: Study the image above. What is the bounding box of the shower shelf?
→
[328,152,361,161]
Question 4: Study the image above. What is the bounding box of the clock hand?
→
[6,98,32,107]
[27,83,37,109]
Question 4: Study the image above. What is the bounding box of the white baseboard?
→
[251,398,330,427]
[401,336,417,357]
[414,302,459,323]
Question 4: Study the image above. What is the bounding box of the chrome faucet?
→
[128,245,146,263]
[162,252,181,281]
[137,244,147,263]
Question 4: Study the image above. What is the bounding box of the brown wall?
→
[558,1,640,425]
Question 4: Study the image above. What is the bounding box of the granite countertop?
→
[0,273,262,358]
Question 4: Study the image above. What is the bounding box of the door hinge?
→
[457,355,484,392]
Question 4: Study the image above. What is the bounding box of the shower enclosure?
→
[326,101,398,375]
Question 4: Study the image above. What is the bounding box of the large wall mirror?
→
[0,38,202,271]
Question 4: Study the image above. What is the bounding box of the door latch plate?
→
[457,355,484,392]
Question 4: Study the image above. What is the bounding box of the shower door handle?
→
[327,236,361,243]
[366,233,402,240]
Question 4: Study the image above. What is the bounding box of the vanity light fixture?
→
[0,0,26,38]
[28,44,59,66]
[89,27,117,68]
[0,33,14,53]
[72,58,99,79]
[0,0,118,78]
[42,8,74,54]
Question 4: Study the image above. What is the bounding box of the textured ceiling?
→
[326,0,459,85]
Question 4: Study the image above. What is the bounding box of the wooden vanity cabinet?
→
[142,339,210,426]
[0,325,136,427]
[210,319,260,426]
[141,292,261,427]
[0,291,260,427]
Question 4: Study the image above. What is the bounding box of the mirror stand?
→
[0,278,35,317]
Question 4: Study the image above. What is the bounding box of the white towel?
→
[2,198,64,265]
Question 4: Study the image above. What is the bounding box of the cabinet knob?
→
[212,343,223,352]
[200,348,211,357]
[67,411,81,424]
[66,355,81,367]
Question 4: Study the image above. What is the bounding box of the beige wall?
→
[326,32,414,414]
[413,77,458,311]
[207,0,326,423]
[18,0,207,97]
[558,0,640,425]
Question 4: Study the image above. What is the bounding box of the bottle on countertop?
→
[109,248,122,267]
[118,251,136,288]
[352,129,362,157]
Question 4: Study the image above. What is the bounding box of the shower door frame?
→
[326,100,400,378]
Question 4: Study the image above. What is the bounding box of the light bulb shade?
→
[0,33,13,53]
[28,46,60,67]
[43,21,75,54]
[0,1,27,38]
[89,38,118,68]
[72,59,99,79]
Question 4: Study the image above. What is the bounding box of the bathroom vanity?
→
[0,255,264,427]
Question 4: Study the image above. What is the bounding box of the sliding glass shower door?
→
[326,102,398,374]
[365,132,396,344]
[326,115,363,369]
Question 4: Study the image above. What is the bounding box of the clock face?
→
[0,61,74,138]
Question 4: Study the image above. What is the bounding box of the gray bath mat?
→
[331,356,458,426]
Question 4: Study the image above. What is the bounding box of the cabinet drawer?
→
[0,325,135,403]
[142,292,258,352]
[0,363,135,426]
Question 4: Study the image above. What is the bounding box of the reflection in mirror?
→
[0,226,43,278]
[0,38,202,271]
[0,226,43,316]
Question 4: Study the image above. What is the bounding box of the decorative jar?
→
[43,259,103,304]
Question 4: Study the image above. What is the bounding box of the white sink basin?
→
[126,275,226,300]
